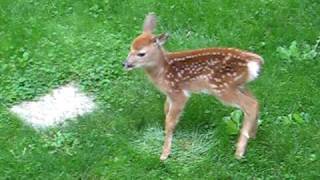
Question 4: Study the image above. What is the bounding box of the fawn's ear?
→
[154,33,169,46]
[143,12,157,33]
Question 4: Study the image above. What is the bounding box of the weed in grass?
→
[222,110,265,136]
[276,112,311,125]
[277,38,320,63]
[42,130,80,156]
[223,110,243,136]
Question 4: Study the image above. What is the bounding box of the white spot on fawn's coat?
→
[183,90,191,97]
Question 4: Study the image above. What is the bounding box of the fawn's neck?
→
[144,50,169,80]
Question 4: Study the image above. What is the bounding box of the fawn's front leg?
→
[160,93,188,160]
[164,97,170,115]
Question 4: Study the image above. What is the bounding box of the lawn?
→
[1,0,320,179]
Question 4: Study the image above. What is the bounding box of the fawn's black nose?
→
[123,60,134,69]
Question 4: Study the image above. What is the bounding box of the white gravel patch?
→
[10,84,96,128]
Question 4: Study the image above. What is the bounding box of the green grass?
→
[1,0,320,179]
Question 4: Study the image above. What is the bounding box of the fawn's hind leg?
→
[239,87,259,138]
[217,88,259,159]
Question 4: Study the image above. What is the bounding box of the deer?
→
[123,13,263,160]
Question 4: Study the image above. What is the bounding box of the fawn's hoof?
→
[235,147,245,159]
[235,153,244,160]
[160,152,170,161]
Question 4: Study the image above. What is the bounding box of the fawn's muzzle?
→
[123,60,134,69]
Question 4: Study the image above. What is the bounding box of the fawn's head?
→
[123,13,169,70]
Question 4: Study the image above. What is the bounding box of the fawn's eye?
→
[137,52,146,57]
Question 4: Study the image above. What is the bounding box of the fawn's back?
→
[163,48,263,96]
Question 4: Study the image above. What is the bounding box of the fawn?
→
[123,13,263,160]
